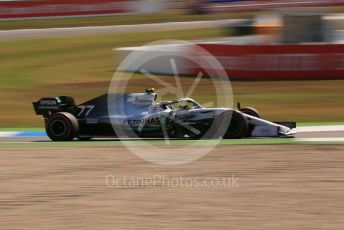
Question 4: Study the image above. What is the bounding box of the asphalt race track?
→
[1,125,344,229]
[1,143,344,229]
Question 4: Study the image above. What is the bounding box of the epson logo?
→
[40,99,57,106]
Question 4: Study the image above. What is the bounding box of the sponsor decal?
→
[124,117,160,125]
[40,99,57,106]
[86,118,98,124]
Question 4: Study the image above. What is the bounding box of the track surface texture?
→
[1,145,344,230]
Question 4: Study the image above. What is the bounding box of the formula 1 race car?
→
[33,89,296,141]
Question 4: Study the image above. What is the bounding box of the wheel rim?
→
[49,119,67,137]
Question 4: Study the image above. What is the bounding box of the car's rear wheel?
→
[46,112,79,141]
[224,111,248,139]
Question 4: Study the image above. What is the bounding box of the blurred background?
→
[1,0,344,127]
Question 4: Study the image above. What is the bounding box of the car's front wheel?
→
[46,112,79,141]
[239,107,261,118]
[224,111,248,139]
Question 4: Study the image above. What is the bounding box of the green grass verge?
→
[1,138,344,148]
[0,128,44,131]
[0,28,224,127]
[0,26,344,127]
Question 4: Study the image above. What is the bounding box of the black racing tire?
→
[166,117,184,139]
[238,107,260,137]
[169,123,184,139]
[239,107,261,118]
[46,112,79,141]
[224,111,248,139]
[165,113,196,139]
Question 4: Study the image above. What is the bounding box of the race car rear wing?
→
[33,96,77,118]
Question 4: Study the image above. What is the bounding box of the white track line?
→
[298,137,344,142]
[324,13,344,20]
[0,132,20,137]
[298,125,344,133]
[0,19,243,41]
